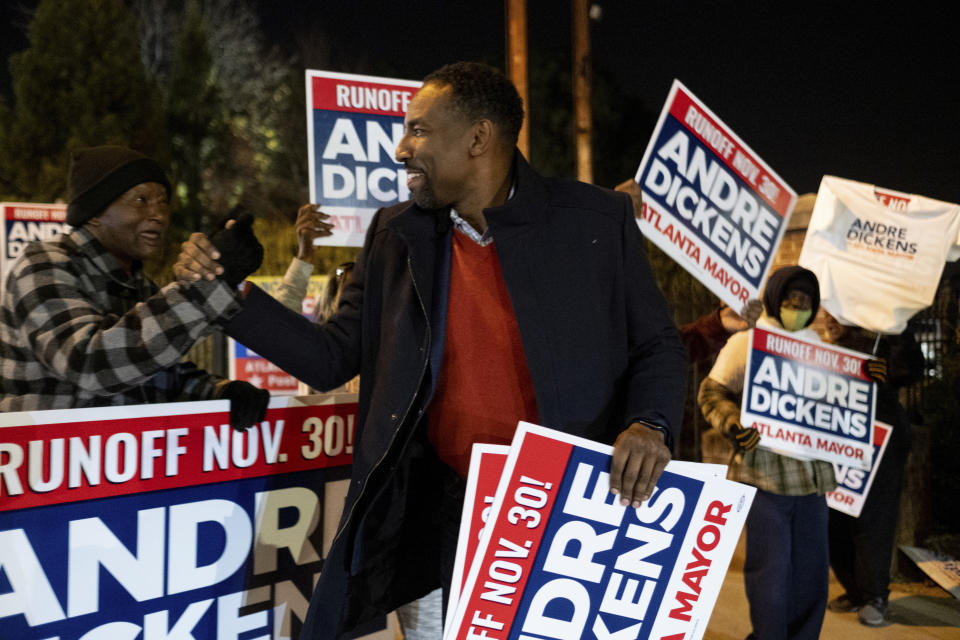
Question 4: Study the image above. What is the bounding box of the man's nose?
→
[395,135,411,162]
[148,200,170,223]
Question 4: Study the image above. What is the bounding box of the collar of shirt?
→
[448,181,516,247]
[448,209,492,246]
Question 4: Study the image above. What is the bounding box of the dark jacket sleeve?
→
[222,212,375,393]
[619,194,688,444]
[225,276,364,394]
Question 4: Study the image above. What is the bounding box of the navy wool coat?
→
[225,153,688,638]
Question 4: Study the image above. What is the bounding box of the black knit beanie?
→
[66,146,171,227]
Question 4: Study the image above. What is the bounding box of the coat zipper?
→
[328,253,432,561]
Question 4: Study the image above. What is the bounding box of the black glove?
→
[727,422,761,452]
[215,380,270,431]
[209,213,264,286]
[863,357,888,384]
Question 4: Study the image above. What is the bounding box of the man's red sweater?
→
[427,230,539,477]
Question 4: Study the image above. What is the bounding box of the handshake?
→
[174,214,264,287]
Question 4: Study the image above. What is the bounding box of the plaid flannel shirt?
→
[0,227,242,412]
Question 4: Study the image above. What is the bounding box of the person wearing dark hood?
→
[698,265,836,640]
[0,145,268,430]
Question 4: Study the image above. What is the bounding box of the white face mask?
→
[780,306,812,331]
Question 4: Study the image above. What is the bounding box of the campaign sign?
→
[0,202,69,294]
[444,450,730,636]
[230,340,301,395]
[306,70,421,247]
[798,175,960,334]
[742,326,877,470]
[0,395,393,640]
[445,423,754,640]
[899,546,960,599]
[445,444,510,633]
[827,422,892,517]
[633,81,795,310]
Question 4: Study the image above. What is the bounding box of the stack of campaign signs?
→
[443,422,756,640]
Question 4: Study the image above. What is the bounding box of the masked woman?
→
[698,265,836,640]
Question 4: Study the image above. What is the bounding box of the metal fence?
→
[904,262,959,415]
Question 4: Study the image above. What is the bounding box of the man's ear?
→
[468,119,494,157]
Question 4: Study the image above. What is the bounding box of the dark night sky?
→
[3,1,958,203]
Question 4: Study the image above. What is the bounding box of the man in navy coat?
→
[174,61,687,639]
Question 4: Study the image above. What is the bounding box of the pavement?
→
[390,532,960,640]
[704,532,960,639]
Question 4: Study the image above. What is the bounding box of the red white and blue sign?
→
[633,81,796,310]
[229,339,300,396]
[445,444,510,633]
[306,70,421,247]
[445,423,754,640]
[827,422,892,517]
[1,202,69,295]
[0,394,393,640]
[742,326,877,469]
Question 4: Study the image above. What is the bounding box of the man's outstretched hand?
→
[174,216,263,286]
[609,422,671,508]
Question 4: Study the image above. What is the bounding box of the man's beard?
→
[411,178,440,210]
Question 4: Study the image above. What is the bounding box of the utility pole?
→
[573,0,593,183]
[506,0,530,157]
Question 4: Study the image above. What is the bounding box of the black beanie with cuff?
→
[66,146,171,227]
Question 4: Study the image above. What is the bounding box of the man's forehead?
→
[405,83,454,121]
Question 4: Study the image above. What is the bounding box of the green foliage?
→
[139,0,305,229]
[133,0,307,277]
[161,1,225,231]
[645,240,718,325]
[0,0,161,201]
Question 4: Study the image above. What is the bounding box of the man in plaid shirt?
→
[0,145,268,430]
